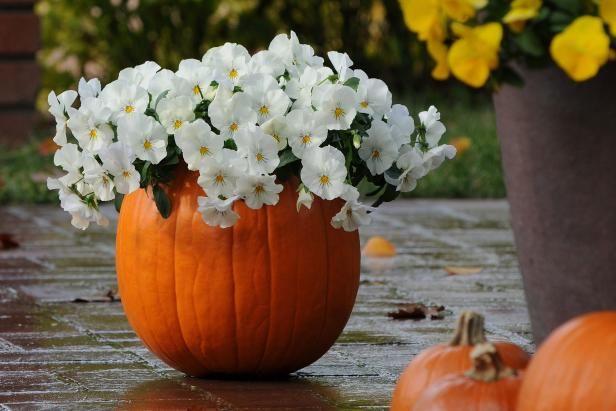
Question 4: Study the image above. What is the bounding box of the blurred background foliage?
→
[1,0,503,204]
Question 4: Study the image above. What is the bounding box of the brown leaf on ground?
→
[38,137,60,156]
[387,303,445,321]
[445,266,483,276]
[72,290,121,303]
[0,233,19,250]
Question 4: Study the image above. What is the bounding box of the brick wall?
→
[0,0,40,145]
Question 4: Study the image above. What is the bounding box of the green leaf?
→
[278,149,299,168]
[499,66,525,88]
[343,76,360,91]
[139,161,151,186]
[223,139,237,150]
[513,30,544,57]
[549,10,574,32]
[154,90,169,109]
[114,193,124,213]
[153,185,171,218]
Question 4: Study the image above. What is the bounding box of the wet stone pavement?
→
[0,200,533,410]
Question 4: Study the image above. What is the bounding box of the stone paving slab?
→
[0,200,532,410]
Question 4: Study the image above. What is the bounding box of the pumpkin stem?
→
[465,343,517,382]
[449,311,487,346]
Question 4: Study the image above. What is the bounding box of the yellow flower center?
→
[229,122,238,132]
[319,175,330,185]
[272,133,280,142]
[173,119,183,130]
[259,105,270,115]
[302,134,311,145]
[124,105,134,113]
[215,174,225,184]
[255,152,265,162]
[229,68,238,79]
[89,129,98,139]
[193,85,201,95]
[334,106,345,119]
[371,149,381,159]
[360,100,369,108]
[199,146,209,156]
[143,139,152,150]
[346,208,353,217]
[254,184,265,194]
[122,170,131,177]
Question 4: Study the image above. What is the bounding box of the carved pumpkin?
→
[116,168,360,376]
[413,343,522,411]
[517,311,616,411]
[390,311,529,411]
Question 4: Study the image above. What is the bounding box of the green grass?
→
[0,90,504,204]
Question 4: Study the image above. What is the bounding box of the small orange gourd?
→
[413,343,522,411]
[390,311,529,411]
[517,311,616,411]
[116,167,361,376]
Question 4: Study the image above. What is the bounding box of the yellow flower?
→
[600,0,616,36]
[503,0,542,32]
[550,16,610,82]
[427,40,450,80]
[447,22,503,88]
[449,136,472,155]
[441,0,488,22]
[399,0,447,42]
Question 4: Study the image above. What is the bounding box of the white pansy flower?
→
[53,143,83,186]
[82,154,115,201]
[247,50,286,78]
[48,90,78,145]
[285,109,327,158]
[63,193,109,230]
[296,187,314,211]
[67,98,114,154]
[358,120,398,175]
[385,145,426,192]
[268,31,324,77]
[197,196,239,228]
[313,83,358,130]
[388,104,415,149]
[235,125,280,175]
[117,113,168,164]
[147,69,192,107]
[300,145,347,200]
[423,145,456,172]
[208,89,257,140]
[241,74,291,124]
[331,185,372,232]
[419,105,447,148]
[285,66,333,109]
[356,77,392,118]
[118,61,161,89]
[157,95,195,134]
[78,77,101,99]
[100,79,149,121]
[206,43,251,85]
[261,116,289,151]
[236,174,283,209]
[175,119,223,171]
[176,58,216,103]
[327,51,354,82]
[99,142,140,194]
[197,149,240,198]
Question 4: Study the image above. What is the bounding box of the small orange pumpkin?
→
[390,311,529,411]
[116,167,361,376]
[517,311,616,411]
[413,343,522,411]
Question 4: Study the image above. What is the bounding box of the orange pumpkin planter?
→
[116,168,361,376]
[390,311,529,411]
[413,343,522,411]
[517,311,616,411]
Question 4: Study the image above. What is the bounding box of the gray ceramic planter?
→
[493,64,616,344]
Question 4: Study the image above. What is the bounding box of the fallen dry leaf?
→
[0,233,19,250]
[387,303,445,321]
[445,266,483,276]
[362,236,396,257]
[38,137,60,156]
[73,290,120,303]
